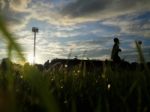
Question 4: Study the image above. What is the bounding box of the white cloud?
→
[10,0,31,12]
[101,12,150,38]
[0,0,150,63]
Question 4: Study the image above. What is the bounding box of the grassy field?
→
[0,16,150,112]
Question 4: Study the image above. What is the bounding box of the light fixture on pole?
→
[32,27,38,64]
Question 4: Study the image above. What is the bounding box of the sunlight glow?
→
[26,53,44,64]
[27,54,34,64]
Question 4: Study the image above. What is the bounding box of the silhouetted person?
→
[138,40,142,45]
[111,38,121,62]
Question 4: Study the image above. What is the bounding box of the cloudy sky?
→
[0,0,150,64]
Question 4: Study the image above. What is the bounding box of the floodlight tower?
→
[32,27,39,64]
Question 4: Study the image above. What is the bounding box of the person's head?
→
[114,38,119,44]
[138,41,142,45]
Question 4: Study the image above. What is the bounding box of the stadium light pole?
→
[32,27,39,64]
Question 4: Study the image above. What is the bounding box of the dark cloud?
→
[0,0,30,28]
[0,1,18,26]
[62,0,150,17]
[62,0,111,17]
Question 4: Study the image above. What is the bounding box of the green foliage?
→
[22,65,59,112]
[0,16,25,61]
[135,41,145,63]
[0,61,149,112]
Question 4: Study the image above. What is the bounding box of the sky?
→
[0,0,150,64]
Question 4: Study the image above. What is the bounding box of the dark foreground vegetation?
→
[0,57,150,112]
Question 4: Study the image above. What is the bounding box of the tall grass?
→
[0,16,150,112]
[0,16,25,60]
